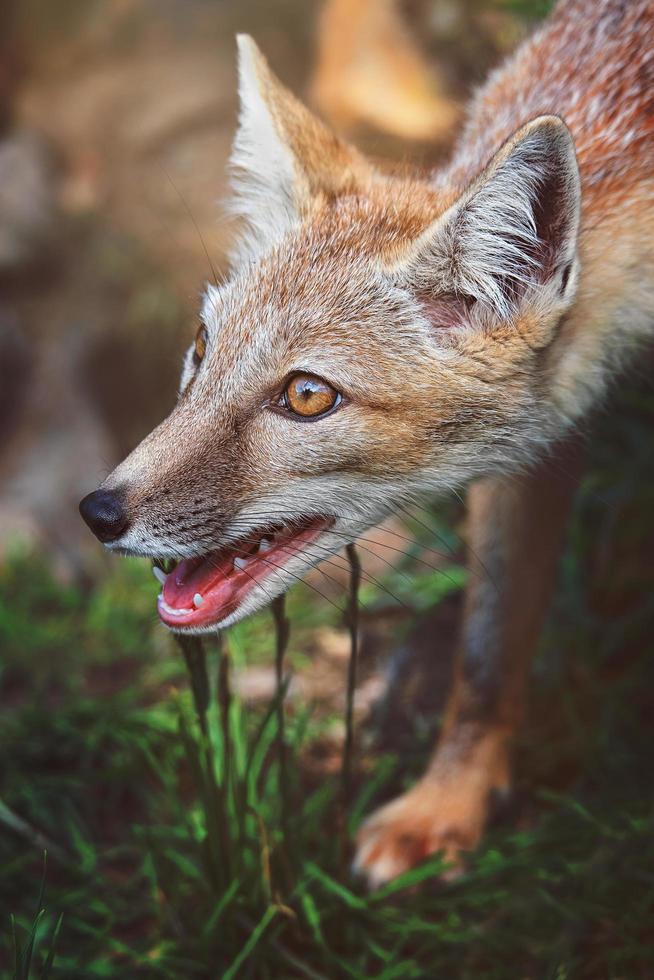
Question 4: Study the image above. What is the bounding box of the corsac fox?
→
[80,0,654,887]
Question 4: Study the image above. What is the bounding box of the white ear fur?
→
[394,116,581,319]
[228,35,373,266]
[229,35,306,263]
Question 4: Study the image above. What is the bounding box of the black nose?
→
[79,488,129,543]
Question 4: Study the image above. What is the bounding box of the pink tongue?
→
[163,552,232,608]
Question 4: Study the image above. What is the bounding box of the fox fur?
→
[87,0,654,885]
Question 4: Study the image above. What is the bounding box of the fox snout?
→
[79,488,129,544]
[78,404,239,562]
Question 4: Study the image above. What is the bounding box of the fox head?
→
[79,35,581,633]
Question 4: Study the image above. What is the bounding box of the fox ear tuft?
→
[229,35,372,264]
[394,116,581,319]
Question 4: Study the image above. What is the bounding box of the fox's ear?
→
[229,35,373,263]
[392,116,581,320]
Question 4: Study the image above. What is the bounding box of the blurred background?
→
[1,1,653,976]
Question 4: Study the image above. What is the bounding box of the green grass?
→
[2,376,654,977]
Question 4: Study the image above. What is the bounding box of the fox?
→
[79,0,654,887]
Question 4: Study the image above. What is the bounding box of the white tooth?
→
[158,596,192,616]
[193,593,204,608]
[258,538,272,553]
[152,565,167,585]
[234,556,248,571]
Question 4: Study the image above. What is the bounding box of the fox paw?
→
[353,781,484,888]
[353,729,510,889]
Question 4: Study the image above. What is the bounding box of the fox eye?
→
[193,326,207,366]
[280,373,341,419]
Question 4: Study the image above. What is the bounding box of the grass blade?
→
[39,913,64,979]
[340,544,361,869]
[272,596,291,848]
[222,906,277,980]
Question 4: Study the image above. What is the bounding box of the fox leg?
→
[354,439,583,887]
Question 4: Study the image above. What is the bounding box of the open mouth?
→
[154,515,334,631]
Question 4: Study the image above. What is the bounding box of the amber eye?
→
[282,373,340,419]
[193,326,207,366]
